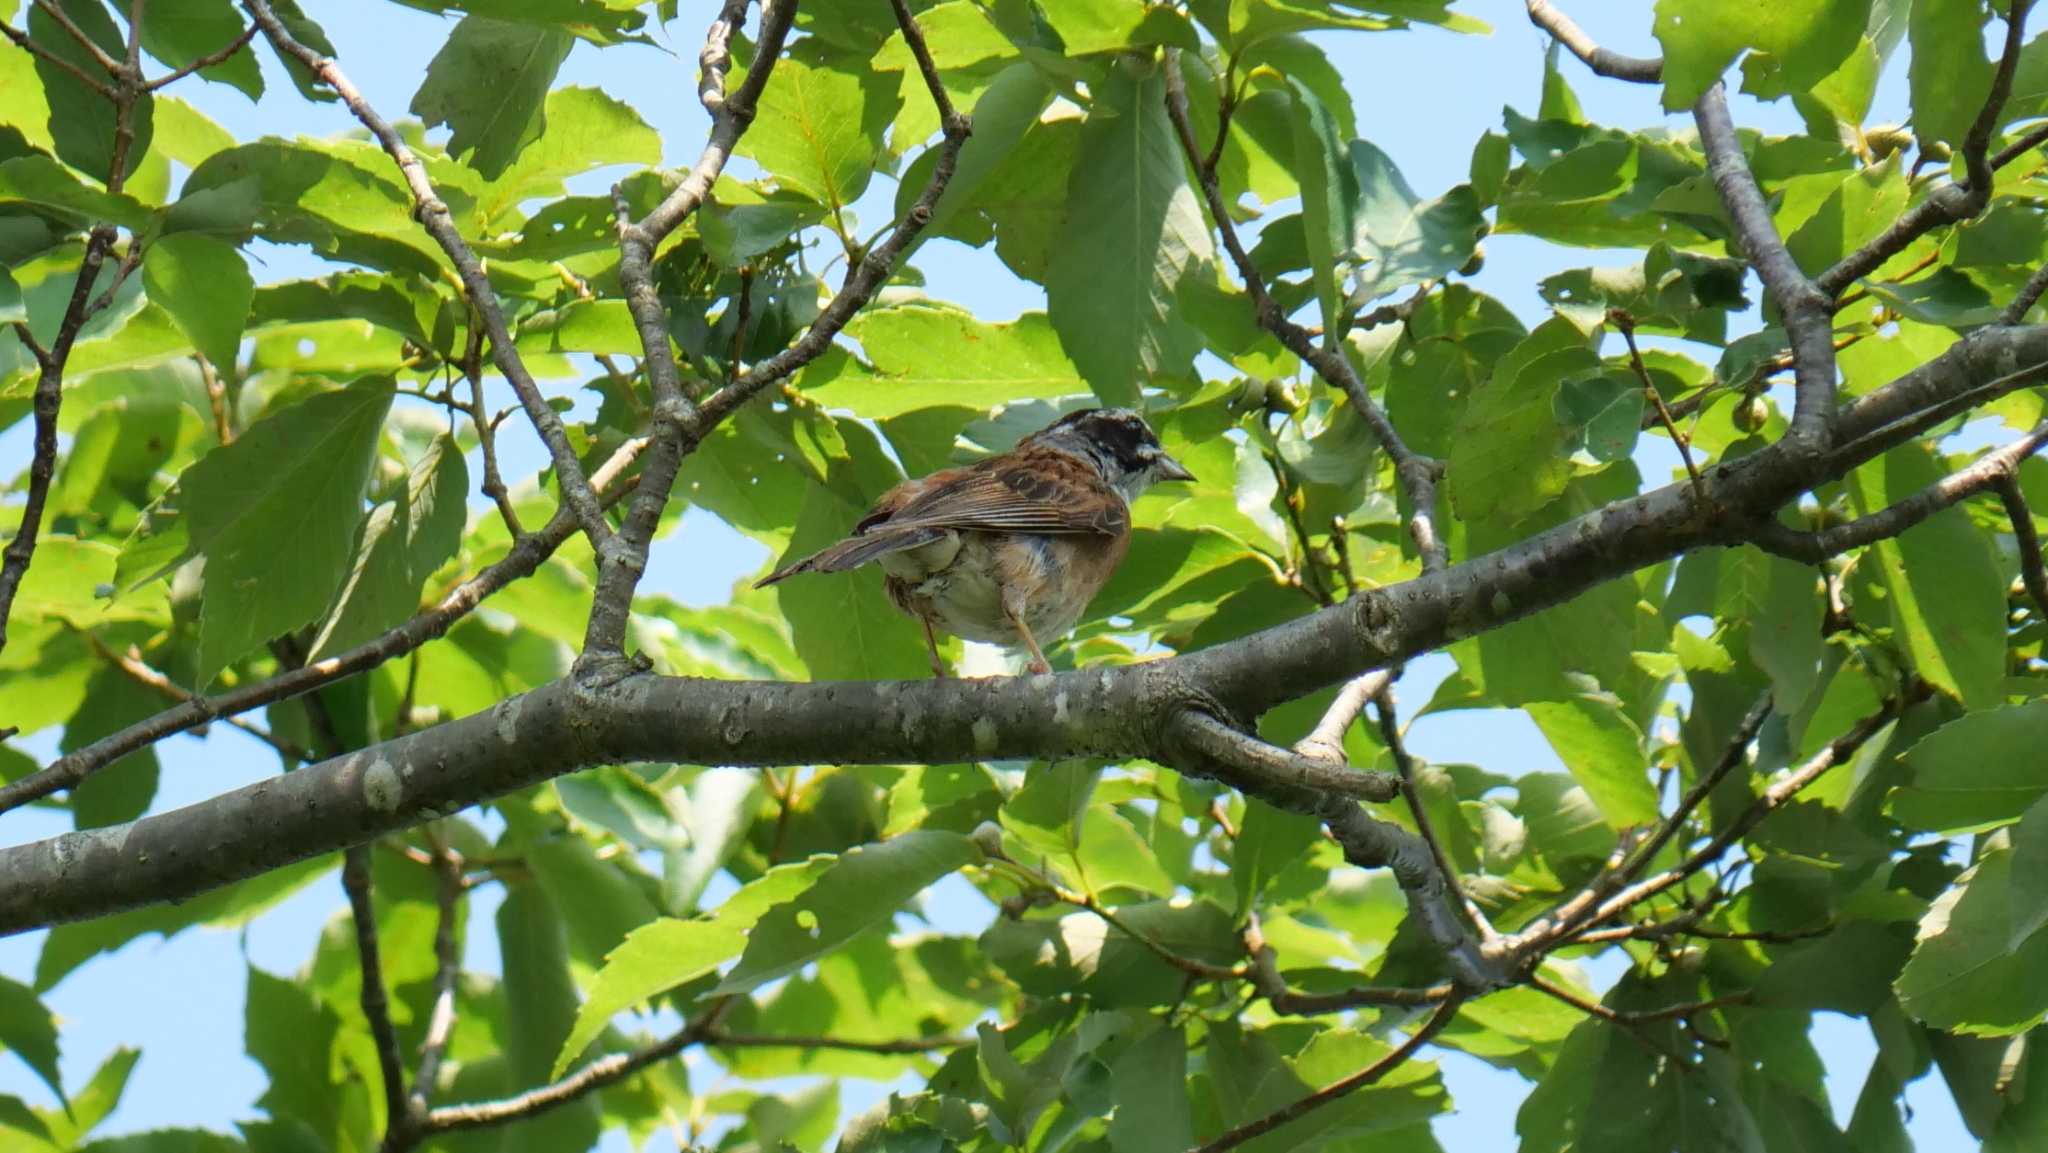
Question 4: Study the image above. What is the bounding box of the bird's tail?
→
[753,526,946,588]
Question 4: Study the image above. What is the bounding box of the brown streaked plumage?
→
[756,408,1193,675]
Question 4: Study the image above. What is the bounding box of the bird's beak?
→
[1155,453,1195,483]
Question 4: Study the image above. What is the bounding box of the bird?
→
[756,407,1195,676]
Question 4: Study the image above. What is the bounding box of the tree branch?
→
[1523,0,1662,83]
[1694,83,1838,453]
[426,1019,708,1134]
[1997,474,2048,619]
[8,319,2048,932]
[1814,0,2033,299]
[1171,710,1400,801]
[0,19,115,96]
[142,22,257,90]
[1373,688,1494,940]
[83,634,308,762]
[344,846,410,1140]
[581,0,968,657]
[1190,995,1462,1153]
[0,224,117,658]
[239,0,616,556]
[1162,50,1446,572]
[1750,420,2048,562]
[1292,669,1392,764]
[406,839,463,1124]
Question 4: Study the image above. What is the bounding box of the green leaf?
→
[712,830,980,996]
[145,379,394,685]
[1847,445,2005,712]
[1232,799,1323,915]
[140,233,253,374]
[244,967,345,1141]
[1889,701,2048,834]
[1525,694,1659,828]
[308,433,468,658]
[983,899,1240,1006]
[800,306,1086,418]
[1001,760,1096,860]
[1652,0,1870,111]
[1345,139,1484,306]
[897,61,1054,256]
[1288,79,1355,332]
[525,834,661,966]
[1784,156,1909,280]
[1045,59,1212,406]
[0,974,63,1106]
[2011,793,2048,950]
[411,16,574,180]
[0,267,21,325]
[735,49,897,211]
[1108,1022,1194,1153]
[43,1047,140,1147]
[477,86,660,218]
[1446,317,1594,523]
[497,883,602,1151]
[1907,0,1993,151]
[552,858,829,1077]
[1719,546,1825,713]
[1896,848,2048,1035]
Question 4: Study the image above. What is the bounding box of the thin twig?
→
[1751,420,2048,562]
[1524,0,1662,82]
[1618,695,1771,885]
[460,320,523,539]
[1161,51,1446,572]
[0,21,116,96]
[31,0,124,74]
[583,0,970,657]
[1815,0,2032,298]
[1614,312,1703,500]
[0,225,116,658]
[142,22,258,90]
[83,634,308,761]
[1997,474,2048,620]
[2004,260,2048,324]
[426,1020,712,1133]
[1189,995,1462,1153]
[1528,974,1748,1025]
[344,847,411,1139]
[239,0,615,555]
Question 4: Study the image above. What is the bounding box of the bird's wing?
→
[754,452,1126,587]
[878,451,1128,537]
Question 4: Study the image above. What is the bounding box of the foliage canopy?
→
[5,0,2048,1151]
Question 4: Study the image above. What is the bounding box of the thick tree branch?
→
[1190,995,1462,1153]
[240,0,616,555]
[1171,710,1399,801]
[8,320,2048,932]
[1815,0,2033,299]
[1523,1,1662,83]
[1162,51,1446,572]
[0,438,649,814]
[1695,83,1838,453]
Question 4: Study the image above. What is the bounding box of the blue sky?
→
[0,1,1979,1148]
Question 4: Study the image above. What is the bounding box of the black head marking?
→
[1038,408,1159,470]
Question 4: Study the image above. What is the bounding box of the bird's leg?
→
[1006,608,1053,675]
[919,614,948,679]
